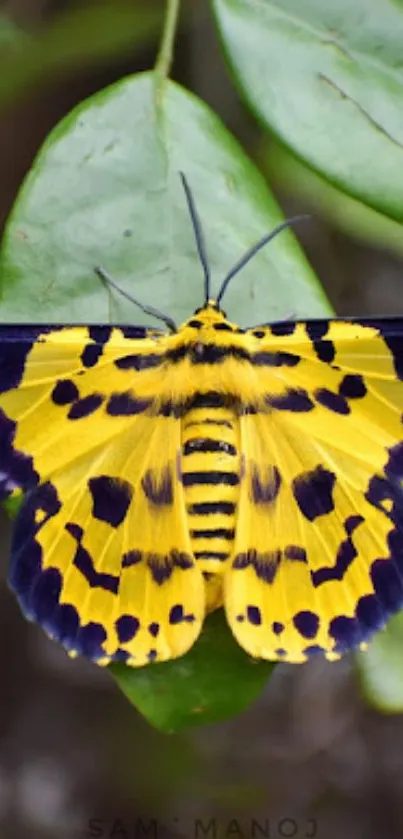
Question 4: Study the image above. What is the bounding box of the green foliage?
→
[213,0,403,221]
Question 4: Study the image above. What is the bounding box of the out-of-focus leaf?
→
[0,1,163,106]
[357,613,403,713]
[213,0,403,222]
[264,142,403,258]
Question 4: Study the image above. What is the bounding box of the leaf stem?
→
[155,0,181,79]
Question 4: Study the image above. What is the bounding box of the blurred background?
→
[1,2,403,838]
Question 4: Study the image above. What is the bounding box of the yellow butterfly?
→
[1,174,403,667]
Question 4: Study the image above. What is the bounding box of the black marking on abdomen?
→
[182,470,239,487]
[195,550,229,561]
[183,438,237,456]
[66,522,120,594]
[190,527,235,540]
[184,418,233,430]
[141,466,173,506]
[88,475,133,527]
[188,501,235,515]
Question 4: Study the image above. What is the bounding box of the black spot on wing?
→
[339,374,367,399]
[121,550,142,568]
[314,388,350,415]
[292,466,336,522]
[329,615,361,654]
[169,603,196,624]
[0,326,56,394]
[246,605,262,625]
[364,322,403,380]
[272,621,284,635]
[115,353,162,371]
[293,610,319,639]
[251,465,282,504]
[116,614,140,642]
[68,393,104,419]
[29,567,62,623]
[370,558,403,612]
[52,379,79,405]
[0,408,38,499]
[233,549,281,584]
[120,326,149,340]
[88,475,133,527]
[269,322,297,337]
[312,514,363,587]
[80,326,112,368]
[66,522,120,594]
[148,551,193,585]
[9,482,61,614]
[142,466,173,507]
[284,545,307,562]
[76,622,107,660]
[306,321,329,341]
[266,388,314,412]
[50,603,80,646]
[355,593,384,633]
[106,393,152,415]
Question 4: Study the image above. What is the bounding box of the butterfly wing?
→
[225,318,403,662]
[0,326,205,665]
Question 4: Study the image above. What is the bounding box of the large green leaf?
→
[357,613,403,713]
[0,70,328,729]
[0,72,328,327]
[212,0,403,222]
[111,611,274,732]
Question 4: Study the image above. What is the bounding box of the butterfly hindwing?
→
[225,318,403,662]
[0,325,205,665]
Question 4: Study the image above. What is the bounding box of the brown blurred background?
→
[1,2,403,838]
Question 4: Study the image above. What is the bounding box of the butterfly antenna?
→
[95,266,177,333]
[179,172,211,305]
[216,215,310,306]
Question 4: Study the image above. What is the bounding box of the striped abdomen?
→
[181,405,240,573]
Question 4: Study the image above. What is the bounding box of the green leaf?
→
[111,610,274,733]
[0,71,328,327]
[0,69,328,729]
[0,2,162,106]
[357,613,403,713]
[263,141,403,258]
[212,0,403,222]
